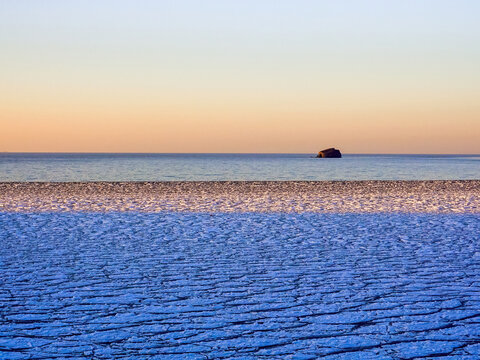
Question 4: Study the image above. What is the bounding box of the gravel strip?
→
[0,180,479,213]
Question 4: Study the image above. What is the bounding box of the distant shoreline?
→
[1,180,479,214]
[1,152,480,155]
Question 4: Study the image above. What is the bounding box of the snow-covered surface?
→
[0,181,479,213]
[1,211,480,359]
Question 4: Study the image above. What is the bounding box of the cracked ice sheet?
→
[1,212,480,359]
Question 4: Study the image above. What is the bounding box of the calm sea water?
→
[0,153,479,182]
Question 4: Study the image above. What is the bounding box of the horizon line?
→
[1,152,479,156]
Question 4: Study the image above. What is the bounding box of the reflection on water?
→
[0,153,479,181]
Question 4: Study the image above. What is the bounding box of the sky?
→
[1,0,479,153]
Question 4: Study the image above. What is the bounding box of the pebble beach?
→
[1,180,479,213]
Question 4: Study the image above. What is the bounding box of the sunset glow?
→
[1,0,479,153]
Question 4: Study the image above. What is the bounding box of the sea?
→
[0,152,479,181]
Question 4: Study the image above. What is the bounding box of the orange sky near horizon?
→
[1,1,479,154]
[2,98,478,154]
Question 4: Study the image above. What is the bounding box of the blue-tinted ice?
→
[1,213,480,359]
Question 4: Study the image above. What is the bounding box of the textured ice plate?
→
[1,212,480,359]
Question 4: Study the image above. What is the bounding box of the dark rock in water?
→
[316,148,342,158]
